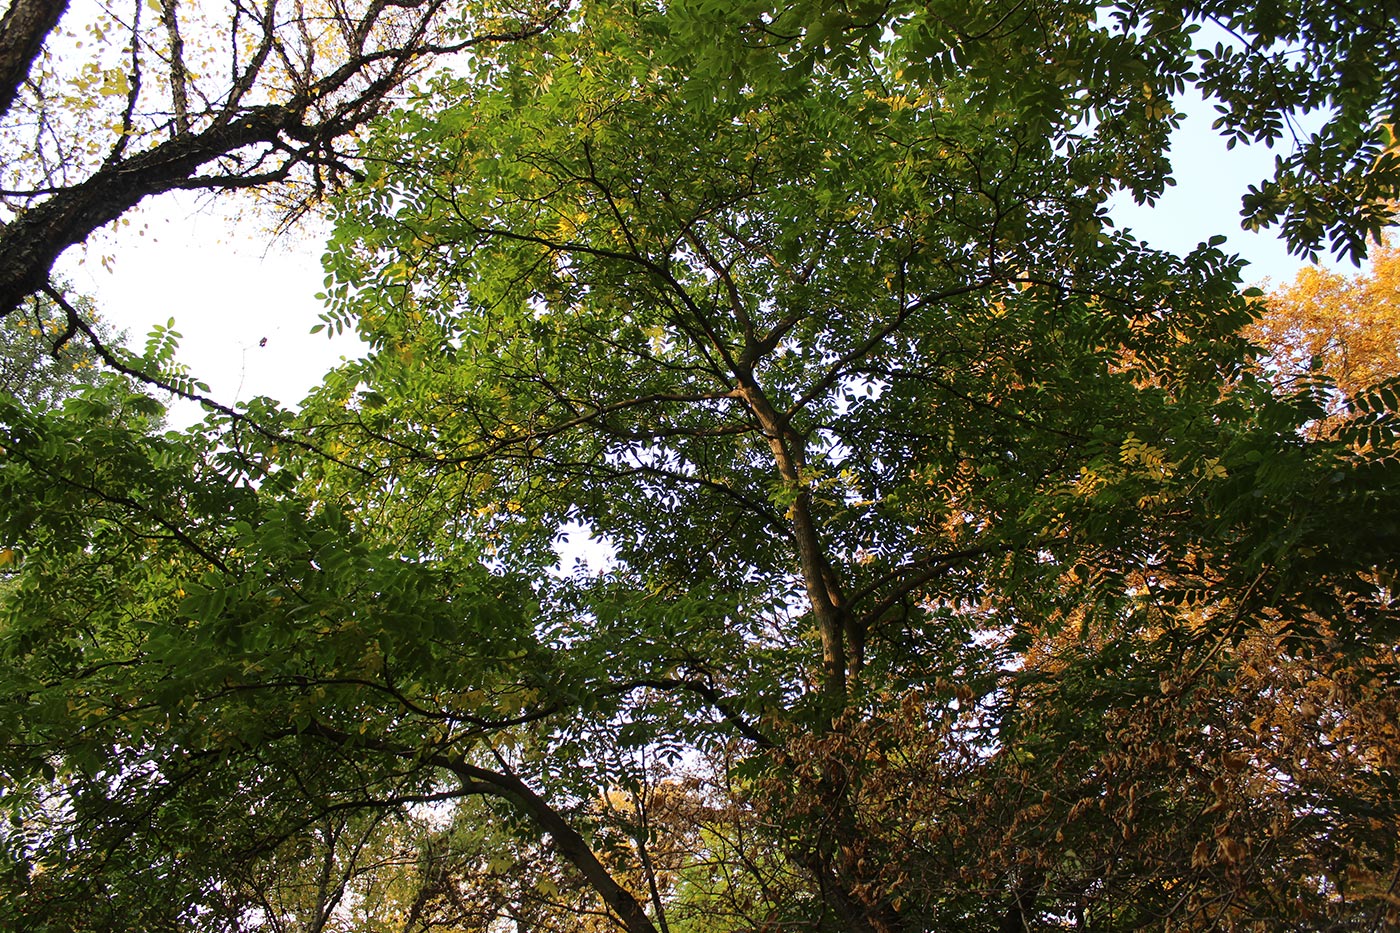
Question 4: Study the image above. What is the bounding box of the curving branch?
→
[0,0,565,318]
[303,721,662,933]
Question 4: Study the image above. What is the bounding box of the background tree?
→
[1249,236,1400,397]
[0,288,114,405]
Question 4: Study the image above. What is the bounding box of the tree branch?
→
[0,0,68,120]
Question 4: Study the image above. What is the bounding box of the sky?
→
[59,86,1338,429]
[1107,89,1334,286]
[62,198,363,427]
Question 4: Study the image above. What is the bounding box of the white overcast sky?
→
[60,197,360,426]
[57,86,1340,429]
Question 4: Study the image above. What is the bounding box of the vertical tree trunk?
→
[736,381,849,706]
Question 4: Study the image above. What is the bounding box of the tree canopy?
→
[2,1,1399,931]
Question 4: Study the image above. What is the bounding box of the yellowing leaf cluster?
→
[1251,237,1400,396]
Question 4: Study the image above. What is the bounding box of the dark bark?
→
[444,760,661,933]
[0,1,559,320]
[0,107,302,318]
[998,873,1042,933]
[0,0,67,119]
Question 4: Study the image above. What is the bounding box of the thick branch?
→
[159,0,189,135]
[0,5,560,318]
[735,378,849,705]
[0,0,67,119]
[455,761,661,933]
[1,106,302,317]
[304,722,660,933]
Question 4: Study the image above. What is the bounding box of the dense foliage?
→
[0,292,113,406]
[2,1,1399,931]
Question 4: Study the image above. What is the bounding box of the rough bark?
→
[0,0,66,120]
[0,0,558,319]
[0,106,302,318]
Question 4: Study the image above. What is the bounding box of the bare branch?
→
[0,0,565,318]
[159,0,189,134]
